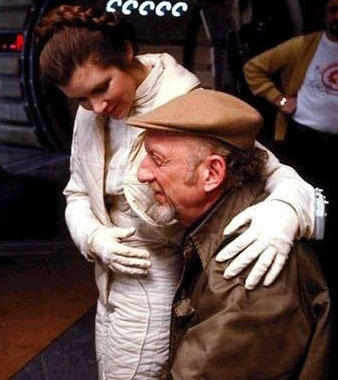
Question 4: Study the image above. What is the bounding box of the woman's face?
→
[60,60,142,119]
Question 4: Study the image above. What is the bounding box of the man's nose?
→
[137,156,155,183]
[90,97,108,115]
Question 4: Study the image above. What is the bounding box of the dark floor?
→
[12,308,98,380]
[0,144,98,379]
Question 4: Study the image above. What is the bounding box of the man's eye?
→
[151,155,162,166]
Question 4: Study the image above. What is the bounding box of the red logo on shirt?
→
[321,63,338,92]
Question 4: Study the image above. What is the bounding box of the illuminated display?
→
[0,34,24,53]
[106,0,188,17]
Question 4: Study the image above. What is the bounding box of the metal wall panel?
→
[0,122,40,147]
[0,10,28,29]
[0,57,21,75]
[0,0,34,6]
[0,76,23,98]
[0,101,30,123]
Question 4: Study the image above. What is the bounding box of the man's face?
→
[325,4,338,40]
[137,132,206,226]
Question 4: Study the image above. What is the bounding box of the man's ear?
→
[202,155,227,193]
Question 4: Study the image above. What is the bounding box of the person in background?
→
[133,89,331,379]
[244,0,338,175]
[244,2,338,374]
[244,0,338,202]
[36,5,319,378]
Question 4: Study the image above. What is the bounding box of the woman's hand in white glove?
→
[88,226,151,275]
[216,200,299,290]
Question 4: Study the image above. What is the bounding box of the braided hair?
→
[35,5,139,86]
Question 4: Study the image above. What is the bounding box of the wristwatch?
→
[314,188,328,240]
[279,96,288,109]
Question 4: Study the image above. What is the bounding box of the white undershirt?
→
[293,33,338,133]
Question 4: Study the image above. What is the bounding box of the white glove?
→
[216,200,299,290]
[88,226,151,275]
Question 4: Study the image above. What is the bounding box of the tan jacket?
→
[170,181,331,379]
[244,32,322,141]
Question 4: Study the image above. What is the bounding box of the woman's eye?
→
[93,82,109,95]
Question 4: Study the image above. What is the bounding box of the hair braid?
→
[35,5,124,51]
[35,5,139,86]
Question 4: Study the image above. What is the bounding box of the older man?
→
[128,89,331,379]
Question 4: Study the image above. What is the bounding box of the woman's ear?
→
[124,41,134,64]
[203,155,227,193]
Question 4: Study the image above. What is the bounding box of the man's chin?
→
[154,193,166,204]
[146,202,177,225]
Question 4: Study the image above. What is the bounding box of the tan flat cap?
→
[127,89,262,149]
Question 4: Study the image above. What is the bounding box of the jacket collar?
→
[131,53,200,115]
[133,54,166,107]
[187,179,266,269]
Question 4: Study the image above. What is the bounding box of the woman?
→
[36,5,315,379]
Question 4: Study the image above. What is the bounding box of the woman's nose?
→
[137,156,155,183]
[90,98,108,115]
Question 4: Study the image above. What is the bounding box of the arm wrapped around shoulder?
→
[216,142,315,290]
[87,226,151,275]
[217,199,298,289]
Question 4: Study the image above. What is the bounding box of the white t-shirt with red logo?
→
[293,33,338,133]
